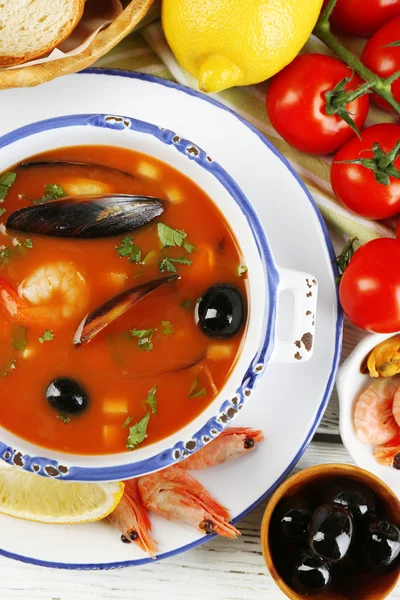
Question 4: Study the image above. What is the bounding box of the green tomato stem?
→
[313,1,400,114]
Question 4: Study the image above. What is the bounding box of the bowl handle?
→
[269,267,318,364]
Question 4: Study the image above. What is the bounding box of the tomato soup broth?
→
[0,146,248,454]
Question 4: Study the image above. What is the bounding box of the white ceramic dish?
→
[0,113,317,482]
[337,332,400,497]
[0,70,342,568]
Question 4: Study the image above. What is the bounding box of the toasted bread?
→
[0,0,85,68]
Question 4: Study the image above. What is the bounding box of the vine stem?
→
[313,0,400,114]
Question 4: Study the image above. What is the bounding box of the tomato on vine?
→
[266,54,370,155]
[331,124,400,219]
[361,17,400,112]
[328,0,400,37]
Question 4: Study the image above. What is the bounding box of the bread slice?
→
[0,0,85,68]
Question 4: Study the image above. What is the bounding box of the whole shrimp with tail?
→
[108,427,264,556]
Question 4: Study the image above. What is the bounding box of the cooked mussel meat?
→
[197,284,245,339]
[46,377,88,414]
[6,195,164,238]
[74,274,179,346]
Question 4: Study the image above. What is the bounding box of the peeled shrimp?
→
[138,465,239,539]
[0,262,88,323]
[180,427,264,470]
[392,385,400,427]
[374,431,400,467]
[354,376,400,445]
[107,479,157,558]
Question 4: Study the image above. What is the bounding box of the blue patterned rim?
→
[0,70,343,570]
[0,112,279,481]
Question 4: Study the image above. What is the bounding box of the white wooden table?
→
[0,239,398,599]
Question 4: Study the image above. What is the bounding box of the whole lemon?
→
[162,0,324,93]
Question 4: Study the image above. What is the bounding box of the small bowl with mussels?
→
[261,464,400,599]
[0,113,318,482]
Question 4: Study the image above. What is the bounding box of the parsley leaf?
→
[0,208,6,217]
[39,329,54,344]
[32,183,66,205]
[116,236,141,263]
[130,328,157,352]
[126,412,151,450]
[159,256,192,273]
[0,247,13,263]
[0,172,16,201]
[237,265,247,277]
[57,414,71,424]
[122,416,133,428]
[161,320,174,335]
[196,297,203,304]
[157,223,187,248]
[188,378,206,398]
[183,242,195,254]
[11,325,27,352]
[0,358,16,378]
[181,299,194,311]
[145,385,157,415]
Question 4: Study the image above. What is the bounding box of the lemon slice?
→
[0,466,124,524]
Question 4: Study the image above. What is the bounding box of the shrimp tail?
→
[0,277,26,319]
[108,484,158,558]
[138,465,240,539]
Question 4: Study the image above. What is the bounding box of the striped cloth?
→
[94,10,398,247]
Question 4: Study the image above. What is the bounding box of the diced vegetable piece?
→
[103,397,128,415]
[166,187,184,204]
[137,162,159,180]
[62,179,112,196]
[109,272,127,287]
[103,425,123,446]
[22,348,34,360]
[206,343,234,361]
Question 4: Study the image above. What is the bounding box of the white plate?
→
[0,70,342,568]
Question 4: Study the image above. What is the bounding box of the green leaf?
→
[0,208,6,217]
[384,40,400,47]
[115,236,141,263]
[188,378,206,398]
[11,325,27,352]
[24,238,33,249]
[159,256,193,273]
[0,358,16,378]
[122,416,133,428]
[32,183,66,205]
[145,385,157,415]
[0,172,16,201]
[57,414,71,424]
[0,247,13,263]
[180,299,194,311]
[38,329,54,344]
[333,236,359,284]
[126,412,151,450]
[157,223,186,247]
[161,320,174,335]
[196,297,203,304]
[183,242,195,254]
[129,328,157,352]
[237,264,247,277]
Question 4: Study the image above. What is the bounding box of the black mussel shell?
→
[323,478,377,521]
[197,284,245,339]
[74,274,179,346]
[6,195,164,238]
[362,519,400,572]
[19,160,139,181]
[309,503,354,563]
[46,377,88,414]
[291,552,331,595]
[274,496,312,545]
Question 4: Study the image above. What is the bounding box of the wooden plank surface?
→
[0,441,397,599]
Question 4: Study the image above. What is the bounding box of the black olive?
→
[362,519,400,572]
[291,552,331,595]
[274,497,312,545]
[46,377,88,414]
[324,478,377,521]
[309,503,354,562]
[197,284,245,339]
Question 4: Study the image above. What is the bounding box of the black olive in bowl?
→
[197,284,245,339]
[46,377,88,415]
[362,520,400,572]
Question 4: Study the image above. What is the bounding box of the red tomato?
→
[266,54,370,155]
[328,0,400,36]
[361,17,400,112]
[331,124,400,219]
[340,238,400,333]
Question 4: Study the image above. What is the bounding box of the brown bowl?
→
[261,464,400,600]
